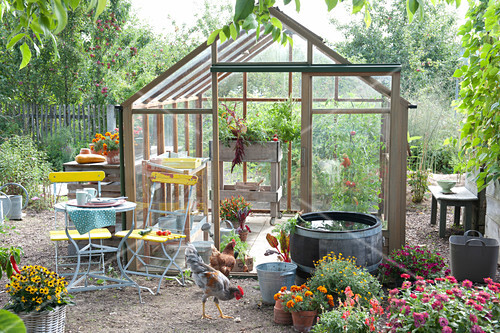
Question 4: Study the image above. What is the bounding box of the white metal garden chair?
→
[115,172,198,294]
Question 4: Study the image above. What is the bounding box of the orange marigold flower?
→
[305,291,313,297]
[290,285,300,292]
[317,286,327,293]
[105,132,111,136]
[280,286,287,292]
[300,284,307,290]
[115,140,119,144]
[274,293,281,301]
[327,294,334,307]
[103,143,107,149]
[286,300,294,308]
[295,296,303,302]
[90,146,94,150]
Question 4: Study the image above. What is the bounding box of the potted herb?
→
[220,231,253,272]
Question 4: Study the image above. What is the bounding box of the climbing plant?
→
[452,0,500,190]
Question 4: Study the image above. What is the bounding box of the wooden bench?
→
[429,185,478,238]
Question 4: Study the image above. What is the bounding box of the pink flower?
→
[438,317,448,327]
[462,280,473,288]
[469,313,478,323]
[445,276,457,284]
[471,325,485,333]
[442,326,453,333]
[402,281,412,289]
[400,273,410,279]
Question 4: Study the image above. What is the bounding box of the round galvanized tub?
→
[290,211,383,283]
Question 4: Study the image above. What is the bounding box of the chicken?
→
[209,239,236,277]
[185,243,244,319]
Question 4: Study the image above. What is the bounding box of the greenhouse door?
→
[299,72,394,215]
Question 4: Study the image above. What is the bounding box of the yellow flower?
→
[317,286,327,294]
[286,300,295,308]
[274,293,281,301]
[295,296,303,302]
[105,132,111,136]
[305,291,313,297]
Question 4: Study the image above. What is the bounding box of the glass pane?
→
[312,76,387,106]
[311,113,385,215]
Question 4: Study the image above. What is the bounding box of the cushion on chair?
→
[115,229,186,242]
[49,228,112,241]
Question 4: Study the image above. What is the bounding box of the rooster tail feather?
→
[185,243,208,274]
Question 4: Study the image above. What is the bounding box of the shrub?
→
[0,136,52,209]
[307,252,382,307]
[40,127,86,171]
[378,245,449,286]
[408,168,431,203]
[386,276,500,332]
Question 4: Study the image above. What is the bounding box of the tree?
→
[0,0,107,68]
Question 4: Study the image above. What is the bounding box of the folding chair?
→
[115,172,198,294]
[48,171,111,277]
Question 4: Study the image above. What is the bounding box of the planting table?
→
[429,185,478,238]
[212,141,282,225]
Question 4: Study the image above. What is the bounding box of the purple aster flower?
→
[438,317,449,327]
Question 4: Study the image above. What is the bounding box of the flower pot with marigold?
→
[91,131,120,164]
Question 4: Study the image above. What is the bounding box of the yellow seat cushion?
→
[115,229,186,243]
[49,228,112,241]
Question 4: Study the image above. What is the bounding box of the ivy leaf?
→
[234,0,255,22]
[19,42,31,69]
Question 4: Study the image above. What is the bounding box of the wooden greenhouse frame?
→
[120,7,412,253]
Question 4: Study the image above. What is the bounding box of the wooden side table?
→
[429,186,478,238]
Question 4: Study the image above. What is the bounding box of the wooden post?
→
[300,73,313,212]
[212,42,221,250]
[387,72,406,252]
[287,42,293,211]
[243,72,248,182]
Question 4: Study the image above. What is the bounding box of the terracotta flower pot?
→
[238,229,249,242]
[106,149,120,164]
[274,299,293,325]
[291,310,317,333]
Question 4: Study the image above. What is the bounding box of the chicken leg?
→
[214,299,233,319]
[202,302,213,319]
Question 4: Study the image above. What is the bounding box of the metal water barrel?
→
[290,211,383,283]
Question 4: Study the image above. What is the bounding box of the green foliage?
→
[40,127,87,171]
[313,114,382,213]
[0,0,107,68]
[0,113,21,144]
[307,252,382,307]
[0,309,26,333]
[220,230,249,257]
[407,168,430,203]
[0,136,52,208]
[453,0,500,190]
[0,246,23,281]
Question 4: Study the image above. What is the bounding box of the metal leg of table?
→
[430,195,437,225]
[439,201,447,238]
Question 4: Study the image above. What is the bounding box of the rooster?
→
[185,243,244,319]
[209,239,236,277]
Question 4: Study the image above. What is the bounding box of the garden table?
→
[429,186,478,238]
[53,200,146,301]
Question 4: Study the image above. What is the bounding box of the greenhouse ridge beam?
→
[211,63,402,74]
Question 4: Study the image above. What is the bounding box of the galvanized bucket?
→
[256,262,297,305]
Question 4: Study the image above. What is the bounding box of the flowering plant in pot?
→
[378,245,449,286]
[385,274,500,332]
[219,195,251,225]
[3,265,73,314]
[264,219,291,262]
[234,207,251,241]
[91,131,120,161]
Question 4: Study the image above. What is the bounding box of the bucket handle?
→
[0,183,29,210]
[465,238,486,247]
[0,191,12,218]
[280,271,295,278]
[464,230,483,238]
[223,220,235,230]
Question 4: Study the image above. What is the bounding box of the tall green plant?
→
[0,135,52,207]
[452,0,500,190]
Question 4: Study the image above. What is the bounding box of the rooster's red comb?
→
[237,285,244,296]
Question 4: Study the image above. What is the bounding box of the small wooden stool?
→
[429,186,478,238]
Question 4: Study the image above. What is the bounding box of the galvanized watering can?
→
[0,183,29,221]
